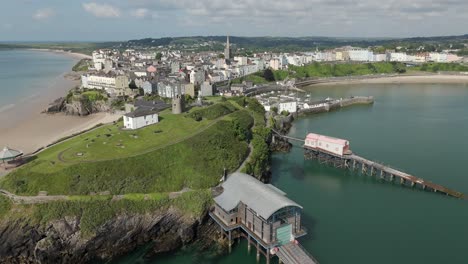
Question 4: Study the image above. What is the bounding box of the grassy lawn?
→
[35,109,213,170]
[0,104,254,196]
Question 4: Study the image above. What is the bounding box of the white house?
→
[279,101,297,113]
[123,108,159,130]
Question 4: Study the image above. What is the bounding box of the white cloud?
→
[130,8,150,19]
[82,2,121,18]
[33,8,55,20]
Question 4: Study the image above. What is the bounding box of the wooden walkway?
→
[276,243,319,264]
[271,131,464,199]
[349,154,464,198]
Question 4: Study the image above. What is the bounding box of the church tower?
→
[224,35,232,60]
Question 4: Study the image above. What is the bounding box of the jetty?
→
[210,172,319,264]
[272,131,464,199]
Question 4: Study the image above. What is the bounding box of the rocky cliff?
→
[0,208,217,264]
[46,98,110,116]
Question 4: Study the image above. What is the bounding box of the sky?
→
[0,0,467,41]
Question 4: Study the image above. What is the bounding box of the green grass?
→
[72,59,91,72]
[414,62,468,72]
[80,91,107,102]
[0,109,253,196]
[0,196,12,218]
[231,72,269,85]
[187,102,237,121]
[0,189,211,237]
[24,108,212,167]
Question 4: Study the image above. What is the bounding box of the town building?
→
[279,101,297,113]
[201,81,213,96]
[190,69,205,85]
[81,74,130,96]
[157,80,185,98]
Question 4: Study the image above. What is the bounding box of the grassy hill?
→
[0,102,254,196]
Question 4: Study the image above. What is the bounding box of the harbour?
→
[115,82,468,264]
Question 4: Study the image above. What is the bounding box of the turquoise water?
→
[0,50,76,111]
[114,84,468,263]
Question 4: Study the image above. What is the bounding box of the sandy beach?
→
[311,74,468,86]
[27,48,92,60]
[0,50,117,158]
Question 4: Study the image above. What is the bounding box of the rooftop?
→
[214,172,302,220]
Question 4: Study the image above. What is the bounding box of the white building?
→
[348,49,374,62]
[388,52,407,62]
[279,101,297,113]
[373,54,387,62]
[123,109,159,130]
[81,74,129,96]
[269,58,281,70]
[234,56,248,66]
[190,69,205,85]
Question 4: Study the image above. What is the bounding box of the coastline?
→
[26,48,92,60]
[307,74,468,86]
[0,50,118,162]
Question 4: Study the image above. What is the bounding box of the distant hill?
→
[123,34,468,52]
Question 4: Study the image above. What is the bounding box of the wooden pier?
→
[272,131,464,199]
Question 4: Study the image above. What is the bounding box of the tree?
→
[218,54,225,59]
[263,69,275,82]
[271,106,278,114]
[156,52,162,60]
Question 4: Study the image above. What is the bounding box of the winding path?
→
[0,188,193,205]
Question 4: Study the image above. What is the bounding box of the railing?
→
[296,243,320,264]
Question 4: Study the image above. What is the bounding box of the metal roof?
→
[214,173,302,220]
[0,147,22,161]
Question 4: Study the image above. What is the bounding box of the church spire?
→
[224,35,231,60]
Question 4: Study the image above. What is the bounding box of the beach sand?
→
[0,71,119,156]
[27,48,92,60]
[0,112,120,155]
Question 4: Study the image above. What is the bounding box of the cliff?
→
[0,208,217,264]
[46,97,110,116]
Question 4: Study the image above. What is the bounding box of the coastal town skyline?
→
[1,0,468,41]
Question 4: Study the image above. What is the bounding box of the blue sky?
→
[1,0,467,41]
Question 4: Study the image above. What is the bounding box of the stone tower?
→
[172,95,185,114]
[224,35,232,60]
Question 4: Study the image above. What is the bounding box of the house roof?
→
[0,147,23,161]
[214,172,302,220]
[124,107,160,118]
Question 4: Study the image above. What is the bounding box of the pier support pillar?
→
[390,174,394,181]
[353,160,356,170]
[228,231,232,253]
[256,242,260,262]
[411,182,415,188]
[266,250,270,264]
[422,185,426,190]
[400,178,405,185]
[248,235,251,253]
[371,166,374,176]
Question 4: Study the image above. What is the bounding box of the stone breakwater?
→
[299,96,374,115]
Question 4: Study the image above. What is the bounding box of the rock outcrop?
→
[0,208,216,264]
[45,98,110,116]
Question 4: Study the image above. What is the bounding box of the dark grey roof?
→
[134,99,168,109]
[124,108,160,118]
[214,173,302,220]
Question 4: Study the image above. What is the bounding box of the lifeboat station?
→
[210,172,319,264]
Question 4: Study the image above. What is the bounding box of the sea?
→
[114,82,468,264]
[0,49,77,114]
